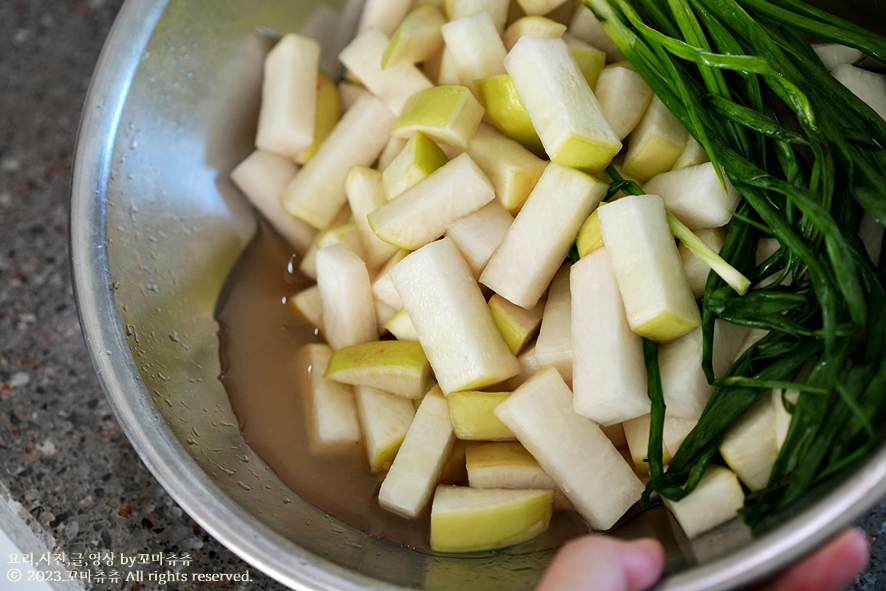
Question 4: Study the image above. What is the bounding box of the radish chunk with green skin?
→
[441,12,508,94]
[368,153,495,251]
[489,294,545,355]
[445,200,514,278]
[378,389,455,518]
[389,238,521,393]
[494,367,644,530]
[391,86,484,150]
[355,386,416,472]
[299,223,365,281]
[357,0,413,36]
[344,166,401,270]
[466,442,556,490]
[377,137,408,173]
[338,29,433,116]
[563,35,607,90]
[594,63,654,140]
[622,97,689,181]
[290,285,323,331]
[505,37,621,173]
[325,341,432,399]
[229,150,316,255]
[476,75,546,158]
[571,249,649,426]
[465,125,547,214]
[643,162,742,229]
[384,308,419,342]
[680,228,726,299]
[503,17,567,52]
[371,251,409,311]
[297,74,341,165]
[444,0,510,33]
[516,0,571,16]
[568,5,625,63]
[315,244,376,351]
[720,396,778,492]
[302,344,361,453]
[448,392,515,441]
[382,6,446,70]
[536,265,573,384]
[480,163,607,309]
[429,485,553,552]
[382,132,449,201]
[255,34,319,158]
[832,64,886,121]
[598,194,701,342]
[662,465,745,539]
[659,327,714,420]
[281,95,395,231]
[576,208,604,258]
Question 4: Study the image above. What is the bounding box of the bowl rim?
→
[69,1,886,590]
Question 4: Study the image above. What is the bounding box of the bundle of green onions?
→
[584,0,886,529]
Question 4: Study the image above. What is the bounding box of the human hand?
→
[535,528,869,591]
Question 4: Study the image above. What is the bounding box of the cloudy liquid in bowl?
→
[215,222,591,553]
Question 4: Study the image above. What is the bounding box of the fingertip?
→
[621,538,667,591]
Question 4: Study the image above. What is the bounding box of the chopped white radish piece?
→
[441,12,508,92]
[255,34,319,158]
[229,150,316,255]
[391,85,485,148]
[496,343,542,391]
[357,0,414,37]
[535,265,573,383]
[345,166,401,269]
[302,343,361,453]
[623,413,700,472]
[572,248,649,426]
[712,319,759,379]
[466,442,556,489]
[355,386,416,471]
[382,131,449,200]
[338,81,370,113]
[503,16,566,52]
[325,340,432,399]
[430,485,553,552]
[594,62,654,140]
[444,0,510,33]
[562,34,607,90]
[382,5,447,69]
[659,327,714,420]
[290,285,323,331]
[515,0,571,15]
[434,46,463,86]
[494,367,645,530]
[663,416,698,457]
[813,43,864,72]
[377,136,409,172]
[622,96,689,181]
[378,388,455,518]
[448,392,515,441]
[315,244,376,350]
[680,228,726,298]
[371,251,409,310]
[720,395,778,491]
[445,200,514,278]
[481,163,607,309]
[297,74,340,164]
[465,125,547,214]
[643,162,741,229]
[384,308,419,341]
[299,222,365,280]
[672,136,709,170]
[390,238,521,393]
[662,465,744,539]
[338,29,434,115]
[859,211,884,266]
[489,294,545,355]
[831,64,886,121]
[568,5,625,63]
[598,194,701,342]
[281,95,395,231]
[369,153,495,250]
[505,37,621,173]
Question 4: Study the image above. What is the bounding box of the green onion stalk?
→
[585,0,886,529]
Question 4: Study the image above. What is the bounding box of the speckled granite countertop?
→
[0,2,885,591]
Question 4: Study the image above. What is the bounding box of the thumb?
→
[535,535,666,591]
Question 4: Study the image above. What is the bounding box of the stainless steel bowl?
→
[70,1,886,589]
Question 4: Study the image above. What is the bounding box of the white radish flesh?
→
[315,244,376,350]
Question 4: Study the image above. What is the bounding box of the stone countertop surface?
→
[0,1,885,591]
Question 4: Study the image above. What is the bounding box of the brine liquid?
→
[215,223,590,553]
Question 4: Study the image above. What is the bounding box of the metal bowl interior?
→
[70,1,886,590]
